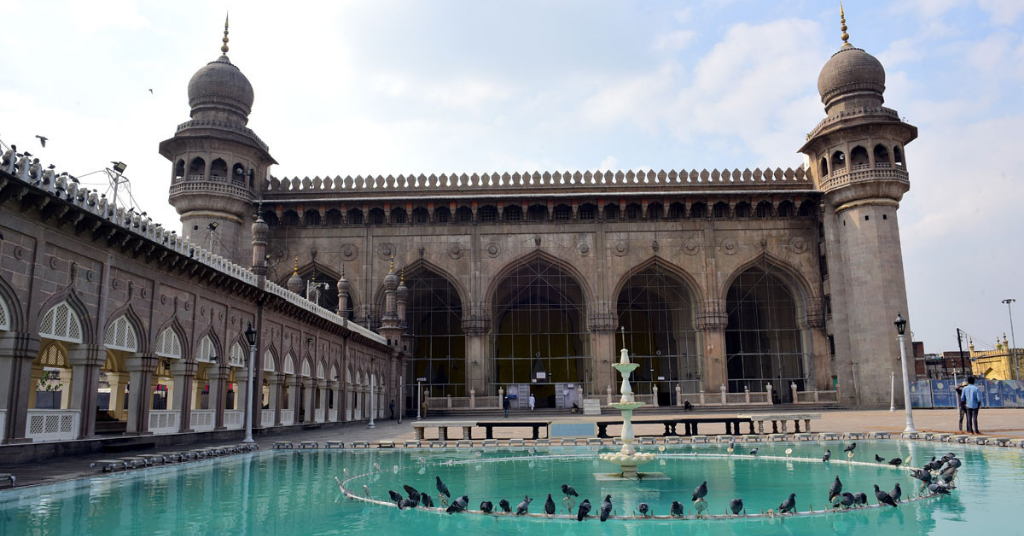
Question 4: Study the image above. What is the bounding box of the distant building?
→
[970,336,1022,381]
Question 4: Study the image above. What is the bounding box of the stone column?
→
[235,367,249,421]
[58,369,74,409]
[0,332,41,444]
[28,367,43,409]
[287,376,302,422]
[207,365,230,430]
[698,299,729,394]
[267,372,282,426]
[108,372,129,419]
[329,380,341,422]
[588,325,616,398]
[125,354,158,435]
[66,344,103,438]
[317,379,328,422]
[170,361,196,432]
[462,312,490,395]
[302,378,315,423]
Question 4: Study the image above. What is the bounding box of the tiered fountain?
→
[597,328,658,479]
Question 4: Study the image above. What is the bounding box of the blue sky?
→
[0,0,1021,353]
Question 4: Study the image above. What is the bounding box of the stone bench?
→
[477,421,552,440]
[870,432,891,439]
[298,441,318,449]
[93,460,128,472]
[455,440,474,448]
[737,413,822,435]
[412,421,477,441]
[403,440,421,448]
[794,433,816,441]
[845,432,866,440]
[350,441,369,448]
[818,432,840,441]
[325,441,344,449]
[994,437,1015,447]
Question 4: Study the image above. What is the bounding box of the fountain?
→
[597,328,659,480]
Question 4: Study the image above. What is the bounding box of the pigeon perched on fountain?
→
[480,501,493,513]
[692,481,708,502]
[498,499,511,513]
[544,494,555,515]
[946,457,962,470]
[844,443,857,453]
[403,485,420,503]
[398,498,417,510]
[671,500,685,517]
[435,476,451,498]
[420,494,434,508]
[388,490,403,505]
[778,493,796,514]
[638,503,650,517]
[600,495,613,522]
[823,449,832,463]
[516,496,532,515]
[840,492,855,509]
[576,499,591,521]
[889,483,902,503]
[729,498,744,515]
[561,484,578,498]
[928,483,952,495]
[446,495,469,514]
[888,457,903,467]
[875,454,885,463]
[875,485,898,507]
[911,468,933,486]
[829,476,843,503]
[853,492,867,507]
[749,447,759,456]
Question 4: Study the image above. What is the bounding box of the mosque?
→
[0,10,916,448]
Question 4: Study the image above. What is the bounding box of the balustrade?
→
[25,409,79,442]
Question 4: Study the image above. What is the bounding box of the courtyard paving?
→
[3,407,1022,489]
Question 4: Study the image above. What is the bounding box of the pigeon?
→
[498,499,511,513]
[398,498,417,510]
[562,484,578,497]
[937,473,956,486]
[729,498,744,515]
[750,447,759,456]
[840,492,855,509]
[480,501,493,514]
[889,483,902,503]
[544,494,555,515]
[403,485,421,502]
[888,458,903,467]
[728,441,735,454]
[823,449,832,463]
[577,499,591,521]
[874,485,898,507]
[436,476,451,498]
[778,493,796,514]
[853,492,868,507]
[516,496,532,515]
[671,500,685,517]
[843,443,857,453]
[923,457,939,471]
[446,495,469,514]
[692,481,708,502]
[928,483,952,495]
[388,490,403,504]
[875,454,885,463]
[600,495,613,522]
[940,463,958,476]
[148,89,154,95]
[35,135,47,148]
[828,476,843,503]
[910,469,932,485]
[420,494,435,508]
[638,502,650,516]
[946,458,962,469]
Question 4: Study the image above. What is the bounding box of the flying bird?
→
[544,494,555,515]
[600,495,613,522]
[576,499,591,521]
[148,89,154,95]
[874,485,898,507]
[516,496,532,515]
[35,135,47,148]
[729,498,744,515]
[778,493,796,514]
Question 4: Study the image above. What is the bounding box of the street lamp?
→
[243,322,257,443]
[894,313,917,433]
[1003,299,1018,381]
[368,356,376,429]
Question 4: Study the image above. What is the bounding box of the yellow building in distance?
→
[970,335,1022,381]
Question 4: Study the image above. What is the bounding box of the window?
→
[578,204,596,221]
[479,206,498,222]
[455,206,474,223]
[553,205,572,221]
[503,205,522,222]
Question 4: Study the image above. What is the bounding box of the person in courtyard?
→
[529,394,536,411]
[961,376,982,434]
[389,399,395,420]
[503,395,511,417]
[683,400,693,412]
[955,381,967,432]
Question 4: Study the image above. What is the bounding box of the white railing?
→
[191,410,215,432]
[148,410,179,435]
[315,408,325,422]
[281,409,295,426]
[0,409,6,442]
[329,408,338,421]
[794,390,840,404]
[224,410,244,430]
[261,409,275,427]
[26,409,79,442]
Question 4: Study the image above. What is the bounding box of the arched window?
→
[197,336,217,363]
[154,328,182,359]
[819,157,828,178]
[261,210,279,226]
[850,146,869,169]
[391,207,408,224]
[188,157,206,177]
[368,208,386,225]
[725,266,804,401]
[325,209,343,226]
[553,204,572,221]
[104,315,139,352]
[734,202,751,218]
[603,204,620,220]
[578,204,597,221]
[625,203,642,220]
[210,158,228,179]
[777,201,795,218]
[301,359,311,378]
[667,202,684,219]
[830,151,846,174]
[456,206,474,223]
[798,200,817,217]
[263,350,276,372]
[479,205,498,222]
[502,205,522,222]
[894,146,905,169]
[39,301,83,343]
[347,209,364,225]
[0,294,9,332]
[689,202,707,219]
[231,163,246,185]
[404,267,466,399]
[647,202,663,221]
[527,205,547,222]
[435,207,451,223]
[755,201,773,218]
[281,210,300,226]
[303,209,321,226]
[229,343,245,367]
[283,354,296,375]
[712,202,729,218]
[174,160,185,180]
[412,207,429,224]
[873,144,890,168]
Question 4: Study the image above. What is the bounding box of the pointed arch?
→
[36,288,92,344]
[720,252,815,304]
[316,359,326,379]
[103,303,147,353]
[485,249,595,308]
[612,256,705,306]
[36,341,69,367]
[372,257,468,311]
[329,363,339,382]
[194,327,222,364]
[300,356,312,378]
[150,314,186,360]
[0,275,22,332]
[283,353,296,375]
[228,342,246,368]
[263,345,279,372]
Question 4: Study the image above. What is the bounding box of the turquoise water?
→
[1,441,1021,535]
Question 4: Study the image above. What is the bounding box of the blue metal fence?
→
[910,379,1024,408]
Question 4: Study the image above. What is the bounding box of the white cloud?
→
[653,30,696,51]
[598,155,619,171]
[978,0,1024,23]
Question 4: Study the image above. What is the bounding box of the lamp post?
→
[889,372,895,412]
[368,358,376,429]
[1003,299,1018,381]
[894,313,917,433]
[243,322,257,443]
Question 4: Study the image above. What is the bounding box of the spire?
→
[293,257,298,275]
[840,3,850,47]
[221,13,230,55]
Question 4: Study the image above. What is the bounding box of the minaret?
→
[160,15,277,265]
[336,265,350,317]
[378,260,405,351]
[799,7,918,407]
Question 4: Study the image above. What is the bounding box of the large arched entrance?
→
[491,256,589,408]
[725,265,805,402]
[403,267,466,404]
[617,262,701,406]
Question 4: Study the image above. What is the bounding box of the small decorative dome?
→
[396,270,409,301]
[187,16,254,119]
[817,45,885,105]
[337,271,350,294]
[251,215,269,240]
[287,257,303,294]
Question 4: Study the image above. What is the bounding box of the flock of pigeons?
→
[380,444,961,521]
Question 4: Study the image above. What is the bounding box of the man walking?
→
[955,381,967,432]
[960,376,982,434]
[528,394,536,411]
[503,395,511,418]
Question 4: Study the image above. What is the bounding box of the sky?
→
[0,0,1021,354]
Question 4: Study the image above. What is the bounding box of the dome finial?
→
[221,13,230,55]
[293,257,298,275]
[840,3,850,47]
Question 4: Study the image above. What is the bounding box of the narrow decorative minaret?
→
[336,265,350,317]
[378,260,406,351]
[251,204,268,277]
[800,7,918,407]
[287,258,303,294]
